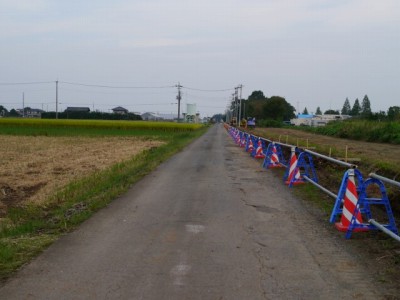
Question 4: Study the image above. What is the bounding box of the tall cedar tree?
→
[341,98,351,115]
[361,95,372,118]
[302,107,309,114]
[316,107,322,115]
[350,98,361,116]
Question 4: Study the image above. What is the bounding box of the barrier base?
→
[284,180,305,186]
[335,222,369,232]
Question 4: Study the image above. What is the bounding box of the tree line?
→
[0,105,142,120]
[228,90,296,125]
[303,95,399,121]
[226,91,400,123]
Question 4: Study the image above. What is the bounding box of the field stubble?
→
[0,136,164,216]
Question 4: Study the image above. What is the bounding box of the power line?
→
[0,81,54,85]
[60,81,175,89]
[181,86,233,92]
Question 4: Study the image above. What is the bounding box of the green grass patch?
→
[292,184,334,216]
[0,235,57,279]
[298,119,400,145]
[0,121,208,280]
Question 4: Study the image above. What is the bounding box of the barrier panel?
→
[252,138,266,159]
[262,142,286,168]
[330,169,398,239]
[283,149,318,187]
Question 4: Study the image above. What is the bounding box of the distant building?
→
[141,112,162,121]
[16,108,45,118]
[158,113,177,121]
[182,103,200,123]
[112,106,129,115]
[141,112,178,121]
[290,114,351,127]
[65,107,90,113]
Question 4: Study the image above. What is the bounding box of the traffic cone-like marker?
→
[268,143,281,167]
[235,131,240,145]
[254,139,265,159]
[335,169,367,232]
[285,147,304,185]
[240,134,246,148]
[247,138,254,153]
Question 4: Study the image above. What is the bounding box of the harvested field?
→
[0,136,164,215]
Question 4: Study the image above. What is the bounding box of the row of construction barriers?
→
[225,124,400,241]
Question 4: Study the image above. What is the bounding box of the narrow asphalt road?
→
[0,124,389,299]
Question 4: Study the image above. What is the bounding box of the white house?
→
[290,114,351,127]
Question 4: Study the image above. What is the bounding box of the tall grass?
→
[304,120,400,144]
[0,118,203,134]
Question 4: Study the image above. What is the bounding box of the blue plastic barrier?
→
[330,169,398,239]
[262,142,286,168]
[283,149,318,187]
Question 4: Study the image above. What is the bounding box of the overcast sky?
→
[1,0,399,117]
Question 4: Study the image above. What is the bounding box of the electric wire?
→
[181,86,233,92]
[59,81,175,89]
[0,81,54,85]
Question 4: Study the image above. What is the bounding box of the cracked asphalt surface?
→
[0,124,390,299]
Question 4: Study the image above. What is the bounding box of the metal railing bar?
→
[303,175,338,199]
[369,173,400,189]
[368,219,400,242]
[304,149,356,168]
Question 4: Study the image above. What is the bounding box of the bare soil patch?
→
[0,136,164,216]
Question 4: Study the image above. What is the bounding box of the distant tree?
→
[302,107,308,114]
[263,96,295,121]
[341,98,351,115]
[324,109,340,115]
[370,111,386,121]
[211,113,224,122]
[9,109,19,117]
[350,98,361,116]
[247,90,266,101]
[315,107,322,115]
[246,90,267,120]
[0,105,8,117]
[360,95,372,118]
[387,106,400,121]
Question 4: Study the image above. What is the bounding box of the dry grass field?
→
[0,136,163,216]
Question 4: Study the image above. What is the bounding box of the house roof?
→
[65,107,90,112]
[297,114,314,119]
[112,106,128,112]
[141,112,179,120]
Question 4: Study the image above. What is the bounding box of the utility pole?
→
[56,80,59,119]
[231,93,236,123]
[238,84,243,127]
[176,83,182,122]
[22,92,25,118]
[234,87,239,126]
[240,85,245,119]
